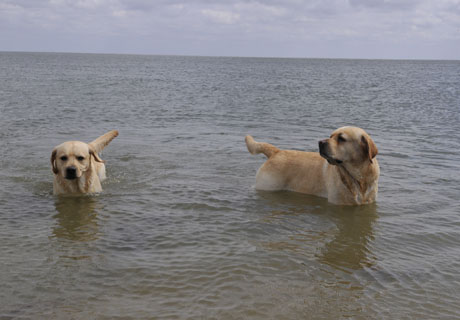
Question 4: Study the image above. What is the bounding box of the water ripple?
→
[1,53,460,319]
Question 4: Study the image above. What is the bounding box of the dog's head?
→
[318,127,378,166]
[51,141,103,180]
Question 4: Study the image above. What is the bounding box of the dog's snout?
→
[66,167,76,174]
[318,139,327,151]
[65,166,77,180]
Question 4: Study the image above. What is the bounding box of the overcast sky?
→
[1,0,459,59]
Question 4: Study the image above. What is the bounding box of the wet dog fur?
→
[245,127,379,205]
[51,130,118,195]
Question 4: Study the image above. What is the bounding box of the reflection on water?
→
[254,191,379,317]
[52,196,101,242]
[258,191,377,272]
[317,204,377,271]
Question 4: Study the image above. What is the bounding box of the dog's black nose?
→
[318,139,327,149]
[65,167,77,180]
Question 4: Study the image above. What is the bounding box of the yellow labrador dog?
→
[245,127,379,205]
[51,130,118,195]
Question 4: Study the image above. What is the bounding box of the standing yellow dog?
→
[245,127,379,205]
[51,130,118,195]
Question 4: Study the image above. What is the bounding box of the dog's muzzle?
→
[318,140,343,165]
[65,166,77,180]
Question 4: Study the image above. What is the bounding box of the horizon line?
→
[1,50,459,62]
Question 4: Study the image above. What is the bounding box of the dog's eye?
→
[77,156,85,161]
[60,156,68,161]
[338,135,346,143]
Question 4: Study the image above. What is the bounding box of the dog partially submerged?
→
[245,127,379,205]
[51,130,118,195]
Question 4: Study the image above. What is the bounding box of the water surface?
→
[1,52,460,319]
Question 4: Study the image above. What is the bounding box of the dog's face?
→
[51,141,102,180]
[318,127,378,166]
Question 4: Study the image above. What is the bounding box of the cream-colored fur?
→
[51,130,118,195]
[245,127,379,205]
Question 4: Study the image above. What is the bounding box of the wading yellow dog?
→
[51,130,118,195]
[245,126,379,205]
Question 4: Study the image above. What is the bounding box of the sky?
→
[0,0,459,59]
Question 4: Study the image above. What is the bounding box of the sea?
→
[1,52,460,319]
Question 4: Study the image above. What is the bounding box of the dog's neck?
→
[336,160,379,203]
[55,176,79,193]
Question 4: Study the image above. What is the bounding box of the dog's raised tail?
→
[89,130,119,153]
[245,135,280,158]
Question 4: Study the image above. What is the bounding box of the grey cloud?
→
[2,0,44,5]
[1,0,50,9]
[0,0,459,59]
[349,0,420,11]
[446,1,460,14]
[117,0,160,11]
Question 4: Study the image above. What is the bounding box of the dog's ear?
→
[89,146,105,163]
[51,149,58,174]
[361,135,378,163]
